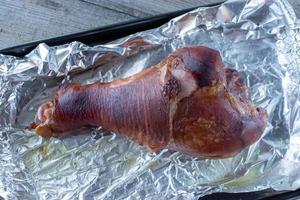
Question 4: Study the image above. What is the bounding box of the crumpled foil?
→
[1,0,300,199]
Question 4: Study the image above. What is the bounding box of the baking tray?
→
[1,2,300,200]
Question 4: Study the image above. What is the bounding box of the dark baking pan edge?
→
[0,2,223,57]
[1,1,299,199]
[200,188,300,200]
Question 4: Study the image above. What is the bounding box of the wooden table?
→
[0,0,299,49]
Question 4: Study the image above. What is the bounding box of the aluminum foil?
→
[1,0,300,199]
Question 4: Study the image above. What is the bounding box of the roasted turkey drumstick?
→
[35,46,267,158]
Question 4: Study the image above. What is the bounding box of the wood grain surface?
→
[0,0,298,49]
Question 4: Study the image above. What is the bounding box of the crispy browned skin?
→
[35,46,268,158]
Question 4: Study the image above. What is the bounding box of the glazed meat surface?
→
[35,46,268,158]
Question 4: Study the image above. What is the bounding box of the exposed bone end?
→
[35,101,55,138]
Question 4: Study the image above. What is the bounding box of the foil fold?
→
[1,0,300,199]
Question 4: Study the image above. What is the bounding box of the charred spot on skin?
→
[162,79,181,100]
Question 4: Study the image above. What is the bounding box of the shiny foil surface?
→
[1,0,300,199]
